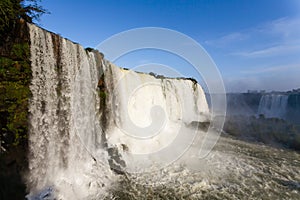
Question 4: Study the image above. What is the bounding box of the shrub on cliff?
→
[0,0,47,42]
[0,1,47,198]
[0,0,48,152]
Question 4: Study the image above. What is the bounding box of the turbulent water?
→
[113,136,300,199]
[104,64,210,172]
[26,24,210,199]
[258,94,289,119]
[26,24,300,200]
[27,24,116,199]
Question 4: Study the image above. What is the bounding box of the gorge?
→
[25,23,211,199]
[1,21,300,200]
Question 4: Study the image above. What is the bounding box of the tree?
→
[0,0,48,36]
[19,0,48,22]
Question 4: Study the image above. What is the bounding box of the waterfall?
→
[103,64,210,172]
[27,24,115,199]
[257,94,288,119]
[26,24,210,199]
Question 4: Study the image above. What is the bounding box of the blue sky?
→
[38,0,300,92]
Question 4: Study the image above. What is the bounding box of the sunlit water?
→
[26,23,300,200]
[110,135,300,200]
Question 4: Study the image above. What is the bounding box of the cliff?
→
[26,23,210,199]
[0,19,31,200]
[1,22,210,199]
[226,92,300,124]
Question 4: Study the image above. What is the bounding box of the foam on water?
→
[26,24,300,199]
[27,24,116,199]
[102,63,210,172]
[26,24,211,198]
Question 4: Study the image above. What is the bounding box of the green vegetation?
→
[97,73,108,130]
[99,90,106,101]
[0,0,47,198]
[224,115,300,151]
[0,0,47,41]
[185,77,197,84]
[0,34,31,199]
[0,43,31,149]
[0,0,47,153]
[85,47,93,52]
[0,47,30,199]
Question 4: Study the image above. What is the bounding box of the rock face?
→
[226,92,300,124]
[258,93,300,124]
[0,19,31,200]
[286,93,300,124]
[25,23,210,199]
[223,91,300,151]
[226,93,262,116]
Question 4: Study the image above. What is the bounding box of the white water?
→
[257,94,289,119]
[103,63,210,172]
[26,24,211,198]
[27,24,116,199]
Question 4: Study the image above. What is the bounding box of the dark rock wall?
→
[287,94,300,124]
[226,93,262,116]
[226,92,300,124]
[0,19,30,199]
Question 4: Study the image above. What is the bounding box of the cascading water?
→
[27,24,116,199]
[23,23,300,200]
[26,24,211,199]
[103,63,210,172]
[257,94,288,119]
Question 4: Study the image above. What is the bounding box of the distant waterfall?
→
[26,24,210,199]
[257,94,288,119]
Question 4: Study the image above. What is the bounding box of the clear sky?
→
[38,0,300,92]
